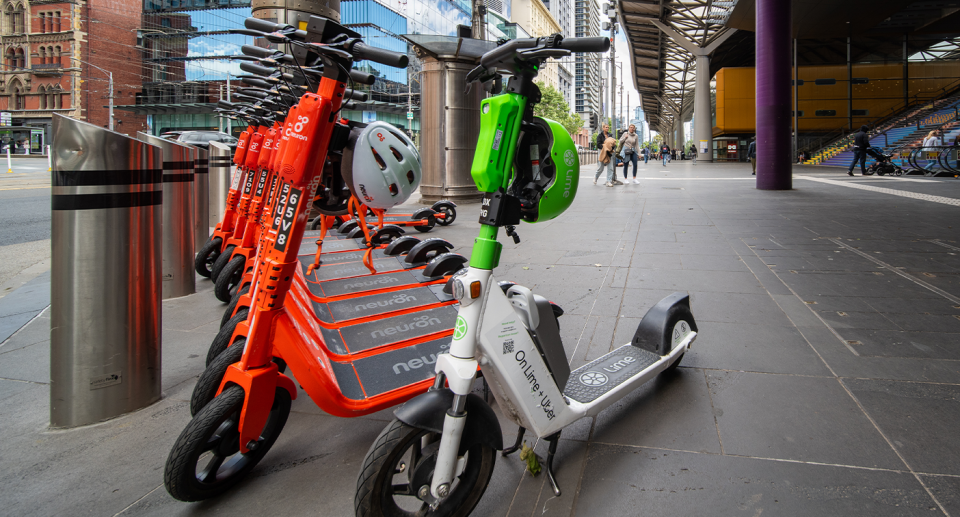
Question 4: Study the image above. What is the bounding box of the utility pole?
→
[603,1,617,137]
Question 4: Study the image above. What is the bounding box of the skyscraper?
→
[541,0,573,107]
[573,0,599,131]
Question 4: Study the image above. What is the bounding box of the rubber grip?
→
[217,100,236,109]
[344,89,368,102]
[239,62,276,77]
[480,39,537,68]
[559,37,610,53]
[238,88,268,98]
[241,45,276,58]
[352,42,408,68]
[245,17,289,34]
[239,77,272,89]
[349,69,376,85]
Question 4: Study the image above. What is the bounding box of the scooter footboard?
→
[632,292,697,356]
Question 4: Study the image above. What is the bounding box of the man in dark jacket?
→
[594,124,620,185]
[747,136,757,175]
[847,125,872,176]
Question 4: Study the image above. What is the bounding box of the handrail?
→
[802,78,960,158]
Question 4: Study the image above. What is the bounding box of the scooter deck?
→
[311,285,452,324]
[303,257,407,282]
[564,345,659,404]
[306,268,441,298]
[327,337,450,401]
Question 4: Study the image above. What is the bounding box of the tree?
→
[533,81,583,137]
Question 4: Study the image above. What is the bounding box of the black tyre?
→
[664,352,684,372]
[210,245,236,282]
[214,255,245,303]
[435,205,456,226]
[164,385,290,502]
[220,285,250,329]
[192,341,244,416]
[355,419,496,517]
[208,315,246,367]
[413,213,437,233]
[195,237,223,279]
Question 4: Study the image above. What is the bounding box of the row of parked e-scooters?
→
[166,15,699,516]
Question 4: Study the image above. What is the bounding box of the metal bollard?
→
[193,147,210,248]
[137,132,196,299]
[207,142,233,227]
[50,114,162,428]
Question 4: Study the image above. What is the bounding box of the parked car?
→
[174,131,239,150]
[160,131,183,140]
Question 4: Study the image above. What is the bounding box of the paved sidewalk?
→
[1,161,959,516]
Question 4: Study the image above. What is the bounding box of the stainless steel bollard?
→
[137,133,196,299]
[50,114,162,428]
[193,147,210,248]
[208,142,233,228]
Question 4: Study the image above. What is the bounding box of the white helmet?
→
[342,121,421,209]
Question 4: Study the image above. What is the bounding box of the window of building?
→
[38,12,45,32]
[38,46,45,64]
[54,46,60,66]
[54,11,61,32]
[38,86,46,109]
[50,86,61,108]
[11,3,24,33]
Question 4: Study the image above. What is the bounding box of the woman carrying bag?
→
[618,124,640,183]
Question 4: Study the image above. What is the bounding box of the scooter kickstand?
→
[502,427,525,456]
[545,431,561,496]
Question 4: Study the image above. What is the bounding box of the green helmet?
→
[509,117,579,223]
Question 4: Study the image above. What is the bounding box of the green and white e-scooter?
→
[354,34,698,516]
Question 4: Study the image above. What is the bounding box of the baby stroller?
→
[865,147,903,176]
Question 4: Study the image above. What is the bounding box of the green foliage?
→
[519,442,542,476]
[533,81,583,137]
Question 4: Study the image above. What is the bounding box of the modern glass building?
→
[573,0,598,130]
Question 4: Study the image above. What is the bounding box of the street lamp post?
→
[67,58,114,130]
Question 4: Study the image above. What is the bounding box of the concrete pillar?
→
[755,0,792,190]
[694,54,712,162]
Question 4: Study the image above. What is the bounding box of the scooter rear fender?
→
[632,292,698,356]
[395,390,503,454]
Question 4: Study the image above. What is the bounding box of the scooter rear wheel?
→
[214,256,245,303]
[355,419,496,517]
[434,204,456,226]
[195,237,223,278]
[164,385,290,502]
[413,213,437,233]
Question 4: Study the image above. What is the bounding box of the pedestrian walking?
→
[847,125,872,176]
[660,143,671,167]
[594,124,612,185]
[747,136,757,175]
[618,124,640,183]
[689,143,697,165]
[921,130,940,170]
[642,146,649,164]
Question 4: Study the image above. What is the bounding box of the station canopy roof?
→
[619,0,960,135]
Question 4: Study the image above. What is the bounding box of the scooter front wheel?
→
[214,255,245,303]
[164,385,291,502]
[355,419,496,517]
[210,245,236,281]
[195,237,223,278]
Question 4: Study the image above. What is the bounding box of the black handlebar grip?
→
[217,100,236,109]
[344,89,369,102]
[241,45,276,58]
[239,62,276,77]
[480,38,541,68]
[239,77,272,89]
[238,88,269,98]
[245,17,290,34]
[352,42,408,68]
[349,69,377,85]
[558,37,610,53]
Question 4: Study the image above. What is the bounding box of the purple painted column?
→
[756,0,792,189]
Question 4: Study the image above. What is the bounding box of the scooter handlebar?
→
[239,62,276,77]
[558,37,610,53]
[241,44,276,59]
[351,42,409,68]
[244,17,307,40]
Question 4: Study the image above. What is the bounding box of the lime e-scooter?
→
[353,34,699,516]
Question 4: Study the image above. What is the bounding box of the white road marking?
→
[797,176,960,206]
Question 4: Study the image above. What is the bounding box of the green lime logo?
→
[453,316,468,340]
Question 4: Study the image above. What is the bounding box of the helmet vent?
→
[388,183,399,196]
[389,146,403,161]
[406,170,415,184]
[372,148,386,170]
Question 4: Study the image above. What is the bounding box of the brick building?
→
[0,0,145,152]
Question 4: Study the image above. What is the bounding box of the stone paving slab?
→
[1,162,959,516]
